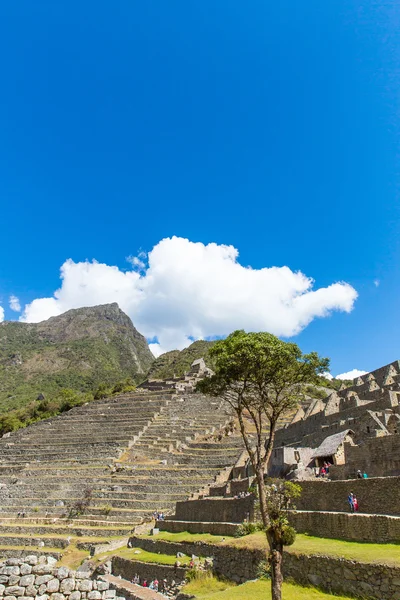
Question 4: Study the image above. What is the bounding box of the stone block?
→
[36,576,54,586]
[19,575,34,587]
[47,559,57,568]
[77,582,92,593]
[55,569,69,581]
[24,559,37,567]
[69,593,81,600]
[47,580,60,593]
[0,578,8,585]
[4,587,24,597]
[88,592,101,600]
[0,584,5,596]
[19,567,31,577]
[25,586,37,597]
[6,578,19,588]
[50,594,66,600]
[36,595,49,600]
[4,596,17,600]
[103,591,115,599]
[1,569,19,577]
[60,579,75,594]
[95,583,108,592]
[33,566,53,576]
[5,562,19,568]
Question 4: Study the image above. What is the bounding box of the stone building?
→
[270,360,400,478]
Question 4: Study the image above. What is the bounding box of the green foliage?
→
[256,559,271,580]
[265,480,301,547]
[148,340,216,379]
[0,304,153,418]
[235,522,264,537]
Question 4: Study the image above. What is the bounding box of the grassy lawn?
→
[145,531,229,545]
[148,530,400,567]
[96,546,193,566]
[183,578,354,600]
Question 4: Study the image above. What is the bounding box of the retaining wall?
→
[288,510,400,543]
[128,535,400,598]
[173,496,254,524]
[158,519,240,536]
[111,556,187,586]
[0,554,120,600]
[296,476,400,515]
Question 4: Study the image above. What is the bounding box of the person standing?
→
[348,492,355,513]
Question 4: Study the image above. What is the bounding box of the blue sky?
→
[0,1,399,375]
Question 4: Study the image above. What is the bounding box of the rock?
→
[0,584,5,595]
[35,576,54,586]
[0,578,8,585]
[69,593,81,600]
[4,587,24,597]
[95,583,108,592]
[50,594,66,600]
[19,575,35,587]
[36,595,49,600]
[38,585,47,595]
[5,562,19,568]
[103,591,115,599]
[47,579,60,593]
[20,565,32,576]
[55,569,69,581]
[25,557,38,567]
[47,559,58,568]
[77,582,92,593]
[4,596,17,600]
[7,577,19,587]
[25,585,37,596]
[87,592,101,600]
[33,566,53,576]
[60,579,75,594]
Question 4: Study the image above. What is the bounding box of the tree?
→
[264,479,301,599]
[198,330,329,600]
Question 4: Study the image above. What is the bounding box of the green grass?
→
[182,578,354,599]
[149,530,400,568]
[290,534,400,567]
[96,546,192,566]
[144,531,229,544]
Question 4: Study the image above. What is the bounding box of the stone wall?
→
[130,536,400,599]
[288,510,400,543]
[111,556,187,586]
[330,434,400,479]
[0,555,121,600]
[128,536,265,584]
[283,552,400,600]
[173,496,254,524]
[296,476,400,515]
[158,519,240,536]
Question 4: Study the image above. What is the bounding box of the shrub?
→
[235,522,264,537]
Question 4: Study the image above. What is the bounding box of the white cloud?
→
[374,279,380,287]
[20,236,358,354]
[335,369,368,381]
[319,372,333,380]
[0,305,4,322]
[9,295,21,312]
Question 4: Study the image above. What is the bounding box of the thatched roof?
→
[311,429,354,459]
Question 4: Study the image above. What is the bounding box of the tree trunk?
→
[270,540,283,600]
[256,466,268,528]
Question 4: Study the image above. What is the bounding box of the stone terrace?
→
[0,391,246,557]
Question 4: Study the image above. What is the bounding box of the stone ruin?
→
[0,554,123,600]
[138,358,214,394]
[270,360,400,479]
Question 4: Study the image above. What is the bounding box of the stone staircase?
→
[0,391,246,557]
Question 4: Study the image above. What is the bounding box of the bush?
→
[235,522,264,537]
